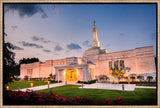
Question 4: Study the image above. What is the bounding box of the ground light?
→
[48,81,50,89]
[31,83,33,87]
[6,85,9,90]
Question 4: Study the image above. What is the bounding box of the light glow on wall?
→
[77,68,79,81]
[64,69,66,81]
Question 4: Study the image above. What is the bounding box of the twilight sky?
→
[4,4,157,63]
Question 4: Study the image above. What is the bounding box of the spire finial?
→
[93,20,95,27]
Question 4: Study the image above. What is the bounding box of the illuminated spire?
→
[92,20,100,47]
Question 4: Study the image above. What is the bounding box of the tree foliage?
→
[109,66,125,81]
[19,57,39,64]
[137,76,144,82]
[3,42,16,87]
[147,76,153,82]
[130,77,135,82]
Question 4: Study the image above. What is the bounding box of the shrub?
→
[23,75,28,81]
[137,76,144,82]
[130,77,135,82]
[4,90,124,105]
[77,80,97,84]
[147,76,153,82]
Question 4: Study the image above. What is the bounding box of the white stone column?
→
[112,60,114,68]
[64,69,66,82]
[118,60,120,70]
[55,68,58,81]
[82,67,88,81]
[58,70,59,83]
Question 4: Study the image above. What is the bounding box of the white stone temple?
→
[20,21,156,82]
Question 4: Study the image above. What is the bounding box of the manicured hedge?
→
[119,82,156,86]
[77,80,97,84]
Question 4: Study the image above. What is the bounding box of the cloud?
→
[67,43,82,50]
[43,49,51,53]
[4,4,48,19]
[54,53,59,55]
[19,41,43,48]
[82,40,91,47]
[12,45,24,50]
[32,36,51,43]
[120,33,125,36]
[54,44,63,51]
[11,25,18,30]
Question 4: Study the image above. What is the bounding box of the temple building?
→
[20,21,156,82]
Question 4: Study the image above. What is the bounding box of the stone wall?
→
[20,46,156,82]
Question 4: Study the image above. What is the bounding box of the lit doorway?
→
[66,69,77,81]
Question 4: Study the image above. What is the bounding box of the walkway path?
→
[135,86,156,89]
[78,83,156,91]
[16,83,65,92]
[15,83,156,92]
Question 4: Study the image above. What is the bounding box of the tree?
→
[123,77,128,82]
[98,75,108,80]
[49,73,53,80]
[147,76,153,82]
[11,58,40,76]
[155,56,157,71]
[109,66,125,82]
[19,57,39,64]
[137,76,144,82]
[3,42,16,89]
[130,77,135,82]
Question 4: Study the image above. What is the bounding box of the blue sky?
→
[4,4,157,63]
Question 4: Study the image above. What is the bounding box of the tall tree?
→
[3,42,16,88]
[19,57,39,64]
[147,76,153,82]
[109,65,125,82]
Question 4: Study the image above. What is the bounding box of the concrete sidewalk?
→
[15,83,156,92]
[78,83,156,91]
[16,83,65,92]
[135,86,156,89]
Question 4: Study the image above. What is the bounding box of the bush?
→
[15,78,21,81]
[133,82,156,86]
[23,75,28,81]
[119,82,128,84]
[77,80,97,84]
[48,80,62,83]
[4,90,124,105]
[30,78,48,81]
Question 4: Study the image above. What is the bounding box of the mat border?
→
[0,0,159,108]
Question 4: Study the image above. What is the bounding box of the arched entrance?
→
[66,69,77,81]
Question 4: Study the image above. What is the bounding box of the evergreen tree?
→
[3,42,16,89]
[19,57,39,64]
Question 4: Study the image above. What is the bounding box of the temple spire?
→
[92,20,100,47]
[93,20,96,27]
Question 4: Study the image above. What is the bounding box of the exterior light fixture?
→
[48,81,50,89]
[6,85,9,90]
[31,83,33,87]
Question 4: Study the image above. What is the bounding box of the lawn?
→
[37,85,157,105]
[8,81,57,90]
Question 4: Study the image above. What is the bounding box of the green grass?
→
[8,81,57,90]
[37,85,157,105]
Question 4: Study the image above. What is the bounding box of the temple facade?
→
[20,21,156,82]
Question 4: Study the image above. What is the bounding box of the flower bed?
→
[4,89,124,105]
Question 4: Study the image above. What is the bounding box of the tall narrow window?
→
[114,61,118,69]
[120,60,125,70]
[109,61,112,70]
